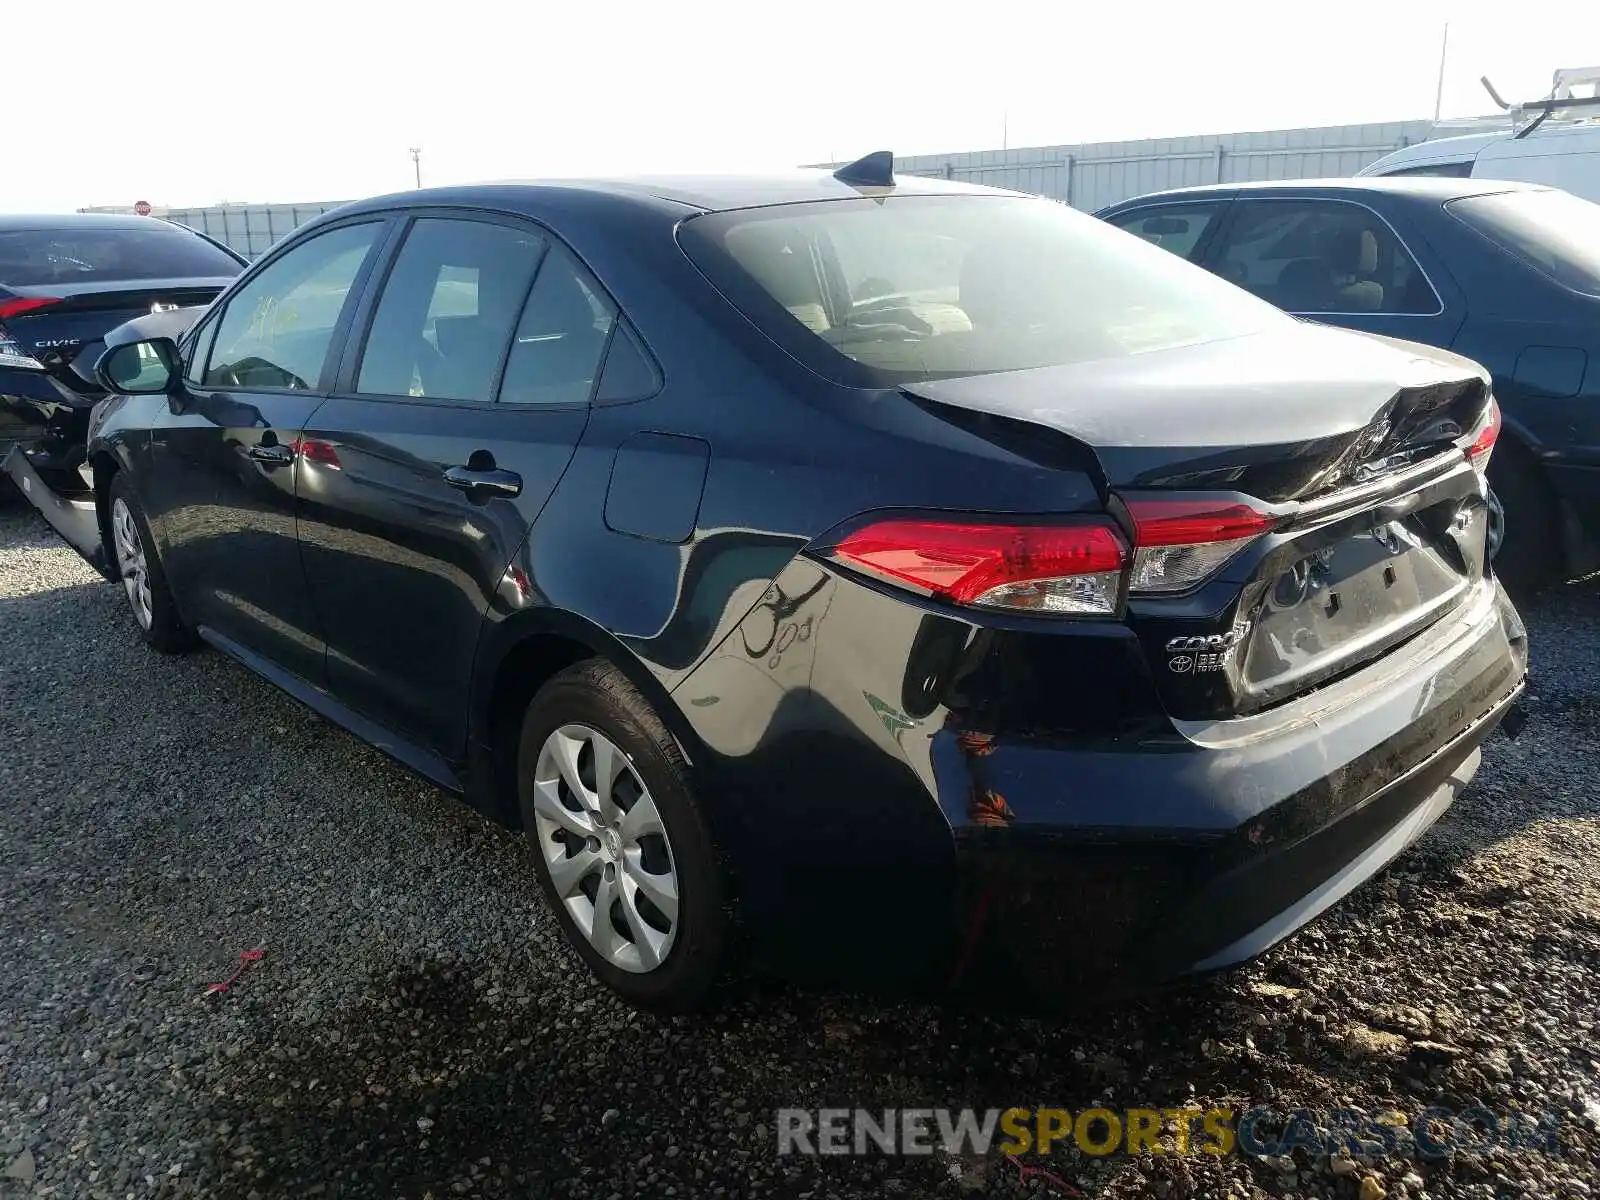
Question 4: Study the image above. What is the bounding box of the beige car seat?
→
[1334,227,1385,313]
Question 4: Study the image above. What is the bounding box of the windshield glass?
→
[1447,189,1600,297]
[0,225,242,287]
[678,194,1283,387]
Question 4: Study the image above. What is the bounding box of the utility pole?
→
[409,147,423,189]
[1433,23,1450,122]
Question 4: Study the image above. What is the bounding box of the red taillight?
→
[1122,497,1279,593]
[0,296,62,321]
[1465,397,1500,472]
[1125,499,1278,547]
[824,518,1127,615]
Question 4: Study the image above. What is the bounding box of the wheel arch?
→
[469,607,709,828]
[89,448,123,578]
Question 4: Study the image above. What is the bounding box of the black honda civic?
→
[8,155,1527,1010]
[0,213,244,491]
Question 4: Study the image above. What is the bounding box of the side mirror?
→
[97,337,180,395]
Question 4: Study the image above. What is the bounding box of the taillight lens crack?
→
[1121,497,1280,594]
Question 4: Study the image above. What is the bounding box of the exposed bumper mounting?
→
[1,446,112,580]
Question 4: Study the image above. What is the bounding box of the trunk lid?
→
[0,278,229,389]
[903,324,1496,720]
[902,323,1490,503]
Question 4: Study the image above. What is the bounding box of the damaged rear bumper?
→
[951,578,1528,997]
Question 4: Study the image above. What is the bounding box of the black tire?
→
[517,659,727,1012]
[105,473,199,654]
[1487,443,1561,599]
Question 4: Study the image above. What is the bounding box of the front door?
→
[144,219,389,683]
[295,215,620,754]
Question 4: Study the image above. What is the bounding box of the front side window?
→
[356,218,547,403]
[182,316,219,386]
[1447,188,1600,297]
[1108,203,1225,259]
[678,195,1281,387]
[204,222,381,391]
[1208,200,1439,315]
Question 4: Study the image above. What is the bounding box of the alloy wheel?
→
[531,724,680,973]
[111,497,153,631]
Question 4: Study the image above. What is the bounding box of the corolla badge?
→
[1165,629,1246,654]
[1166,618,1251,674]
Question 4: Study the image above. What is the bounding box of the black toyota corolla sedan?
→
[11,158,1527,1010]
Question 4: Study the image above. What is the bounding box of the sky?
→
[8,0,1599,213]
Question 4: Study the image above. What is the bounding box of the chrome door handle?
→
[442,465,522,498]
[248,443,294,465]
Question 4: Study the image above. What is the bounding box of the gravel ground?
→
[1,501,1597,1200]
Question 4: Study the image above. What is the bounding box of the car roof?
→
[1101,176,1547,208]
[0,212,182,232]
[335,169,1013,220]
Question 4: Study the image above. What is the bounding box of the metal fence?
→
[138,119,1481,258]
[889,120,1446,212]
[163,202,350,258]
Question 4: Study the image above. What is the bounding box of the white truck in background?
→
[1360,66,1600,204]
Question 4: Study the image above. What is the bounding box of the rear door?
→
[1201,195,1465,347]
[141,218,390,684]
[296,213,617,754]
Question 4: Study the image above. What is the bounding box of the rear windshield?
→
[678,194,1282,387]
[0,225,242,287]
[1446,189,1600,296]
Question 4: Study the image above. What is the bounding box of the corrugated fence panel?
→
[891,120,1438,212]
[164,202,350,258]
[164,121,1444,258]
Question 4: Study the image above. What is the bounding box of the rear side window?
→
[1447,189,1600,296]
[679,195,1279,387]
[356,218,547,403]
[1107,204,1225,259]
[498,245,617,407]
[1207,200,1439,315]
[0,225,242,286]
